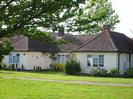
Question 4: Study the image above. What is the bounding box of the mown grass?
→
[0,77,133,99]
[0,70,133,84]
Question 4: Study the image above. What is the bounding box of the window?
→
[13,56,16,64]
[9,54,12,63]
[87,55,92,66]
[57,55,61,63]
[61,55,65,64]
[57,54,68,64]
[16,54,20,63]
[99,55,104,67]
[8,54,20,64]
[66,55,69,61]
[93,56,98,67]
[87,54,104,67]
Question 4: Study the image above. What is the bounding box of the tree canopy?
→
[0,0,119,61]
[0,0,119,38]
[73,0,119,34]
[0,0,83,62]
[0,0,83,38]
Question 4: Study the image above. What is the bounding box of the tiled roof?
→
[12,35,59,52]
[76,31,133,52]
[58,34,95,52]
[12,30,133,53]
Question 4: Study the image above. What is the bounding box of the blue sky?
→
[111,0,133,37]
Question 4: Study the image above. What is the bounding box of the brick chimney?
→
[103,25,111,32]
[58,26,64,36]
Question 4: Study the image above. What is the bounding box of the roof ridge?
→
[73,33,102,52]
[75,34,94,36]
[107,31,118,51]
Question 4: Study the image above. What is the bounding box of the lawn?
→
[0,70,133,84]
[0,77,133,99]
[0,70,133,99]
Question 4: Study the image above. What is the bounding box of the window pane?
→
[93,57,98,67]
[58,55,66,64]
[99,55,104,67]
[16,54,20,63]
[13,56,16,64]
[62,55,65,64]
[66,55,69,62]
[87,55,92,66]
[9,54,12,63]
[57,55,61,63]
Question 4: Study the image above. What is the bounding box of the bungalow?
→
[3,25,133,74]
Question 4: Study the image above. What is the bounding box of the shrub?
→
[2,64,7,70]
[65,54,81,75]
[34,66,42,71]
[0,63,2,70]
[90,68,108,77]
[8,64,14,70]
[108,68,119,77]
[53,64,65,71]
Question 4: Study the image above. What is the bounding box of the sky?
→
[111,0,133,37]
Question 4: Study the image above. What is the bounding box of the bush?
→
[8,64,14,70]
[0,63,2,70]
[2,64,7,70]
[90,68,108,77]
[34,66,42,71]
[65,54,81,75]
[53,64,65,71]
[108,68,119,77]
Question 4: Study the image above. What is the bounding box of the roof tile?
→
[12,31,133,53]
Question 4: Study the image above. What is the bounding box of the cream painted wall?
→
[75,52,118,74]
[3,52,52,70]
[3,51,132,74]
[131,54,133,68]
[119,53,130,74]
[26,52,52,70]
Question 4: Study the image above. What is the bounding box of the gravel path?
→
[2,76,133,87]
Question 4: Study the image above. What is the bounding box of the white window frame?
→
[61,55,65,64]
[16,54,20,63]
[99,55,104,67]
[87,54,104,67]
[8,53,20,64]
[9,54,12,64]
[57,54,68,64]
[93,55,99,67]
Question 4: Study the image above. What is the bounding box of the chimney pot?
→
[103,25,111,32]
[58,26,64,36]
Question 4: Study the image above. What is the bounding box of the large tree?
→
[41,0,119,34]
[0,0,119,38]
[66,0,119,33]
[0,0,83,38]
[0,0,119,62]
[0,0,83,62]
